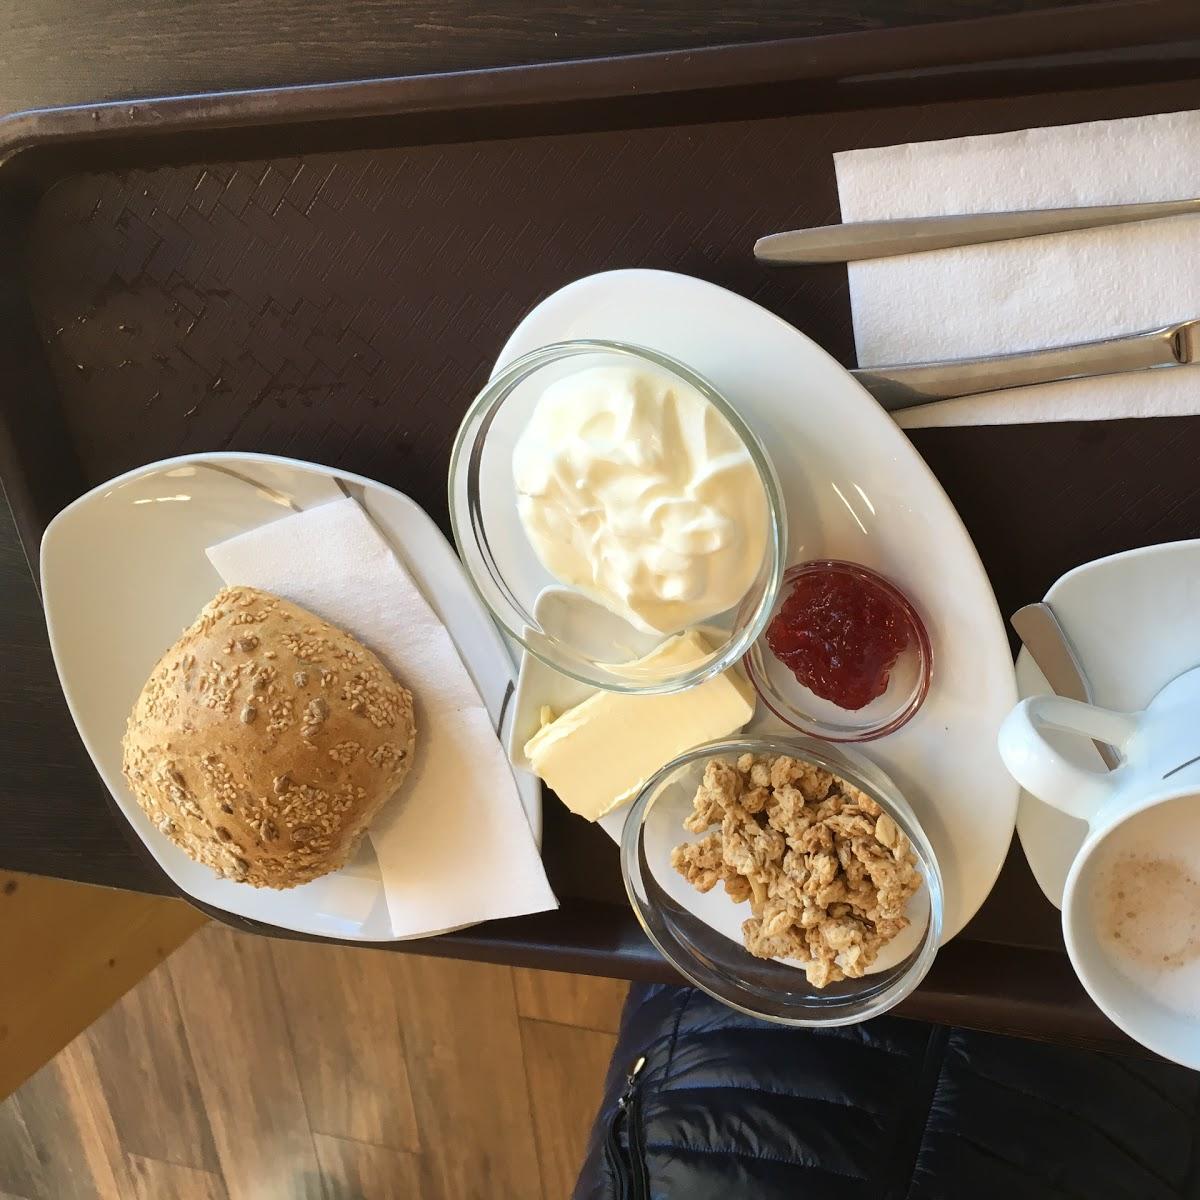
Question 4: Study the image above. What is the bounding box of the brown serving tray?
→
[3,1,1200,1047]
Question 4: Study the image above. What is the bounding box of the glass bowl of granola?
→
[620,735,944,1025]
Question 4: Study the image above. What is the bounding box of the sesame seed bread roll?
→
[121,586,416,889]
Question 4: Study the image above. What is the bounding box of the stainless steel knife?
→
[754,198,1200,263]
[852,319,1200,411]
[1010,602,1119,770]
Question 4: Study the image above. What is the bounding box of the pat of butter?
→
[523,630,755,821]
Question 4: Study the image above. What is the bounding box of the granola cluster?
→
[670,753,922,988]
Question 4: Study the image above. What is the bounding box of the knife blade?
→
[753,197,1200,263]
[852,319,1200,411]
[1010,602,1120,770]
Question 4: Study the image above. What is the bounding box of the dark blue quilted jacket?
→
[574,984,1200,1200]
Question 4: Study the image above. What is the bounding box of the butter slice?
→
[523,630,755,821]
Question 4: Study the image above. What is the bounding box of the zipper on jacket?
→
[884,1023,949,1200]
[603,1054,649,1200]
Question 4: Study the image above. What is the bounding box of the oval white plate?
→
[1016,539,1200,909]
[41,451,538,940]
[497,269,1018,942]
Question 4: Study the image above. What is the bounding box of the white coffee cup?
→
[998,664,1200,1067]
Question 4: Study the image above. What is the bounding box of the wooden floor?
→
[0,924,628,1200]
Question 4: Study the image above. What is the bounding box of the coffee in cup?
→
[998,664,1200,1067]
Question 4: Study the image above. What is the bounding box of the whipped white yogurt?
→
[512,364,769,635]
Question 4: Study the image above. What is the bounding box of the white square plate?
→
[40,451,538,940]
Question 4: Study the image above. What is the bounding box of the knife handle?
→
[754,198,1200,263]
[852,322,1191,412]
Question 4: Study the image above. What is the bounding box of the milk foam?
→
[1089,798,1200,1020]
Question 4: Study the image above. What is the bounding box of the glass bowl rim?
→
[619,733,945,1026]
[448,338,788,694]
[743,559,933,741]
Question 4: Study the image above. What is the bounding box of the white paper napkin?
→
[833,109,1200,428]
[207,497,557,937]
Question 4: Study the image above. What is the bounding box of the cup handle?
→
[997,696,1140,823]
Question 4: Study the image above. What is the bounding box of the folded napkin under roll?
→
[834,109,1200,428]
[208,495,557,937]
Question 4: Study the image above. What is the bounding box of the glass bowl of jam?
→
[742,560,932,742]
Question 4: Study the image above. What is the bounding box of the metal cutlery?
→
[852,318,1200,411]
[1010,602,1119,770]
[754,197,1200,263]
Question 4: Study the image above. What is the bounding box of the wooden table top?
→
[0,0,1147,1052]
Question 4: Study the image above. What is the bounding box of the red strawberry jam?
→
[766,564,911,711]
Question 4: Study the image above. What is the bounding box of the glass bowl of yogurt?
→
[449,340,786,693]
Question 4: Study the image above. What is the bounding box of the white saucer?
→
[1016,539,1200,909]
[40,451,538,940]
[496,268,1019,942]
